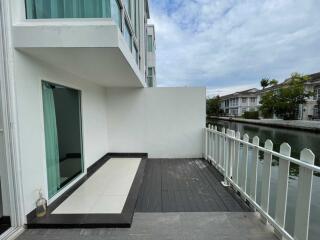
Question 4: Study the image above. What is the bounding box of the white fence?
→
[204,125,320,240]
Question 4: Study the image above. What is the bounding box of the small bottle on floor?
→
[36,189,47,218]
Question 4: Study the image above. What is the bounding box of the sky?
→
[148,0,320,97]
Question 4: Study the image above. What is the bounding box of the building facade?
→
[301,72,320,120]
[0,0,205,237]
[146,24,156,87]
[219,72,320,120]
[220,88,261,117]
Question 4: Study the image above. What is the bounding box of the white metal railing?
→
[204,125,319,240]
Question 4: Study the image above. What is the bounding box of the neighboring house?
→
[0,0,205,237]
[301,72,320,120]
[220,88,260,117]
[146,24,156,87]
[220,72,320,120]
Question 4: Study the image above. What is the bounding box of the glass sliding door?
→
[42,82,83,198]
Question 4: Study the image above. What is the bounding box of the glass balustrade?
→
[25,0,122,29]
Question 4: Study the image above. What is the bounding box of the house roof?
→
[220,88,259,100]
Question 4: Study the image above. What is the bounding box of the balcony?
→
[19,156,277,240]
[13,0,145,87]
[15,122,320,240]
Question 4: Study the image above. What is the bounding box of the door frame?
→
[0,0,25,237]
[41,81,85,200]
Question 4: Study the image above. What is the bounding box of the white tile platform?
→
[52,158,141,214]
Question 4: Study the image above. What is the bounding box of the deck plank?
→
[135,158,251,212]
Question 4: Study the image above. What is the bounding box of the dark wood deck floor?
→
[135,159,251,212]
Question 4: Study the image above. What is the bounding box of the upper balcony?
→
[146,24,156,67]
[12,0,147,88]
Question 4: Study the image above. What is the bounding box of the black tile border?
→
[0,216,10,225]
[26,153,147,228]
[0,216,11,235]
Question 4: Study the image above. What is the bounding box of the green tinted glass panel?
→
[111,0,121,29]
[124,0,131,17]
[25,0,111,19]
[124,21,132,51]
[148,67,153,76]
[148,35,153,52]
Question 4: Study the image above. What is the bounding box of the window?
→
[242,98,247,103]
[314,106,320,119]
[124,21,132,51]
[230,98,238,106]
[111,0,122,29]
[314,87,320,100]
[250,97,256,103]
[124,0,131,17]
[148,35,153,52]
[147,68,153,87]
[148,67,153,77]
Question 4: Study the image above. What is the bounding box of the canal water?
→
[208,119,320,240]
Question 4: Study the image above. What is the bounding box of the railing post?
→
[294,149,315,240]
[204,127,208,161]
[228,130,235,179]
[220,127,226,171]
[233,131,241,185]
[207,124,211,162]
[210,125,214,164]
[261,139,273,223]
[222,129,232,186]
[214,126,219,166]
[274,143,291,239]
[240,134,249,192]
[249,136,260,201]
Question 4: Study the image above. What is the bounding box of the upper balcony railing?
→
[204,125,319,240]
[24,0,143,72]
[25,0,121,29]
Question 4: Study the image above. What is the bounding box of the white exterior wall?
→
[12,52,205,216]
[105,87,206,158]
[13,51,109,215]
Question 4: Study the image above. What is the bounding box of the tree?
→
[259,91,276,118]
[259,73,313,119]
[269,79,278,86]
[206,96,222,116]
[260,78,269,89]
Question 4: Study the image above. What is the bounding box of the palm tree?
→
[260,78,269,89]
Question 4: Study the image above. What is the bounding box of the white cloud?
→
[149,0,320,95]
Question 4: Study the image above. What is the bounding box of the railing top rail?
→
[205,127,320,173]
